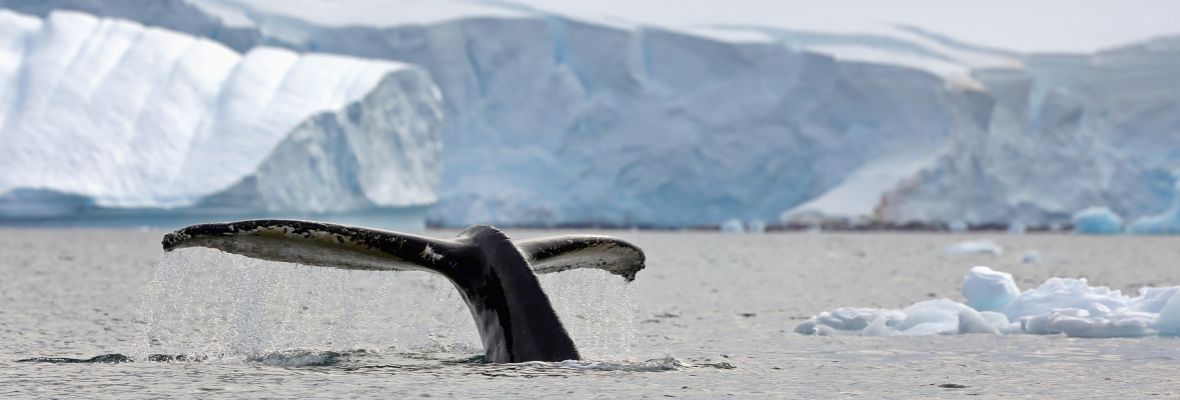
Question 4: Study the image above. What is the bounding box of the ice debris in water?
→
[718,218,767,234]
[1129,180,1180,235]
[795,266,1180,337]
[943,239,1003,255]
[720,219,745,233]
[948,220,968,233]
[1072,206,1123,235]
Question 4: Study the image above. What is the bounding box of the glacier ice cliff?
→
[0,10,443,219]
[879,48,1180,226]
[4,1,1180,228]
[19,1,968,227]
[1128,178,1180,234]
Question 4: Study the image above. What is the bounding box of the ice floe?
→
[796,266,1180,337]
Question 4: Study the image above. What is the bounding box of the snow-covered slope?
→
[0,10,443,218]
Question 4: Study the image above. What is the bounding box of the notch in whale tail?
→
[161,219,645,363]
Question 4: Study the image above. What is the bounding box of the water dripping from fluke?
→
[129,220,646,368]
[148,220,647,364]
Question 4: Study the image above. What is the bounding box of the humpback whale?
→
[161,219,645,363]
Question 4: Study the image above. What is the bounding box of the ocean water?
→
[3,229,1180,398]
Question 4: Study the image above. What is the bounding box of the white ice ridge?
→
[795,266,1180,338]
[0,10,442,213]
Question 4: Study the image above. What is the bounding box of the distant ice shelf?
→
[0,10,443,224]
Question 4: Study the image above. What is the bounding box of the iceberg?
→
[719,219,745,234]
[0,11,443,220]
[1071,207,1123,235]
[796,266,1180,338]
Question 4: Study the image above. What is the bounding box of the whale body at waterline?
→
[161,219,646,363]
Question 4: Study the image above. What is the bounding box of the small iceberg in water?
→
[943,239,1003,256]
[719,218,745,233]
[1072,206,1123,235]
[796,266,1180,337]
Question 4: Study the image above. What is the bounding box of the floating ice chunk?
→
[794,308,902,334]
[1004,277,1127,320]
[719,219,744,233]
[1156,292,1180,335]
[948,220,968,233]
[1128,287,1180,313]
[944,239,1003,255]
[980,311,1021,334]
[962,266,1019,312]
[795,267,1180,338]
[1128,181,1180,235]
[1071,207,1123,235]
[797,299,1005,336]
[1007,221,1026,234]
[1021,251,1043,264]
[899,299,999,335]
[1022,309,1155,337]
[862,315,897,337]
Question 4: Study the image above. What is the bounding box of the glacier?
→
[879,47,1180,227]
[49,0,969,227]
[3,1,1180,228]
[796,266,1180,337]
[0,10,443,221]
[1128,179,1180,234]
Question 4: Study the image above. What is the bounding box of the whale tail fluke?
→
[162,219,645,280]
[161,219,465,275]
[161,219,645,363]
[515,235,645,281]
